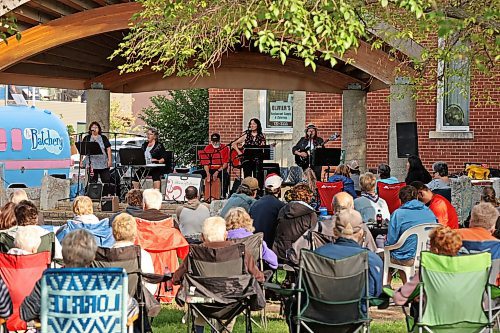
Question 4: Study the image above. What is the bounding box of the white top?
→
[145,146,153,164]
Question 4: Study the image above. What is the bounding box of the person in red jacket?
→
[412,181,459,229]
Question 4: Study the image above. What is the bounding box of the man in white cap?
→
[249,173,285,248]
[315,209,383,301]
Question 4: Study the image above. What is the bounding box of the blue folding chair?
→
[40,267,128,333]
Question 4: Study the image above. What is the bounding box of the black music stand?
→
[198,147,230,201]
[243,145,272,190]
[313,148,342,180]
[119,148,146,189]
[76,141,102,197]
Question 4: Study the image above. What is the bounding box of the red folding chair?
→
[316,181,344,214]
[0,251,51,331]
[377,182,406,214]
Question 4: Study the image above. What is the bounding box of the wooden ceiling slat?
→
[6,62,98,79]
[30,0,78,17]
[56,0,90,11]
[13,5,56,24]
[27,53,113,73]
[25,1,64,18]
[47,46,118,68]
[90,0,108,5]
[0,72,85,89]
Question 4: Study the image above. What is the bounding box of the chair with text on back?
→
[0,251,51,332]
[176,243,265,333]
[377,182,406,214]
[383,223,439,285]
[316,181,343,214]
[40,267,129,333]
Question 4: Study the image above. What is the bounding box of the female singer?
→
[232,118,266,183]
[133,128,168,190]
[81,121,112,184]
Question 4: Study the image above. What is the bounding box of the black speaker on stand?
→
[86,183,103,202]
[396,122,419,158]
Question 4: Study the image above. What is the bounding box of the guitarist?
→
[292,124,324,178]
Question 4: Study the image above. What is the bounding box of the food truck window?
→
[0,129,6,151]
[11,129,22,151]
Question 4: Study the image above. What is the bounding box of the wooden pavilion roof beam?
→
[12,5,56,25]
[57,0,98,11]
[0,0,32,16]
[27,53,114,73]
[27,0,78,18]
[46,45,120,68]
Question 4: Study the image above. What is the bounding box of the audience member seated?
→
[225,207,278,269]
[427,161,451,191]
[327,164,357,198]
[458,202,499,242]
[135,189,171,223]
[412,181,458,229]
[0,275,12,321]
[347,160,361,195]
[175,186,210,242]
[111,213,156,295]
[14,201,63,259]
[56,196,114,248]
[249,174,285,248]
[315,209,383,300]
[376,163,400,185]
[20,229,138,323]
[300,168,321,209]
[332,192,378,252]
[480,187,500,239]
[385,185,437,283]
[9,189,28,205]
[219,177,259,217]
[173,216,264,333]
[6,226,41,255]
[109,189,144,224]
[394,226,462,306]
[273,184,317,262]
[0,203,17,231]
[354,172,390,223]
[405,155,432,185]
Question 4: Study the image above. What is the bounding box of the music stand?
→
[119,148,146,189]
[198,146,229,201]
[75,141,102,196]
[313,148,342,180]
[243,145,272,190]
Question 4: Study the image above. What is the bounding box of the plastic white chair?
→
[383,223,439,285]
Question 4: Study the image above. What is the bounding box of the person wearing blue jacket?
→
[327,164,357,198]
[385,185,437,282]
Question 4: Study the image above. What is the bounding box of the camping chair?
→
[377,182,406,214]
[56,218,115,247]
[316,181,343,214]
[176,243,264,333]
[135,216,189,303]
[230,233,268,328]
[40,267,130,333]
[92,246,171,333]
[0,230,57,261]
[267,249,372,333]
[415,251,494,333]
[0,251,51,332]
[383,223,439,285]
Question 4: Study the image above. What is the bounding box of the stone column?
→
[86,88,111,132]
[389,77,416,181]
[342,88,367,172]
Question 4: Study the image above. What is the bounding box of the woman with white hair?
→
[7,226,41,255]
[354,172,390,223]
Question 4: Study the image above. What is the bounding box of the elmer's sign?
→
[24,128,64,155]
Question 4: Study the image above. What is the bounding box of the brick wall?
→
[305,92,342,148]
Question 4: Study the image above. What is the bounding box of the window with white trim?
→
[259,90,294,133]
[436,41,471,131]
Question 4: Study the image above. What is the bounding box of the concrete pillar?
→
[389,77,416,181]
[86,88,111,132]
[342,88,367,172]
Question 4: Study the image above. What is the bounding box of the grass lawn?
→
[151,305,407,333]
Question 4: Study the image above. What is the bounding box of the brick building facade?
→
[208,71,499,176]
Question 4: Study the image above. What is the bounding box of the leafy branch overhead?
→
[112,0,498,80]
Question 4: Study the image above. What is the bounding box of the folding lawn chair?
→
[377,182,406,214]
[415,251,495,333]
[176,243,265,333]
[40,267,129,333]
[316,181,343,215]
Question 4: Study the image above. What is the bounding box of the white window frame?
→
[435,39,470,132]
[258,90,294,134]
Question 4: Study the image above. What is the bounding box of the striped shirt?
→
[0,276,12,319]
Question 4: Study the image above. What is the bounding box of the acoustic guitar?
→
[295,133,339,169]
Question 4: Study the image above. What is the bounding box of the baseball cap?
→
[347,160,360,171]
[306,123,317,130]
[241,177,259,190]
[210,133,220,142]
[335,209,363,236]
[264,173,283,190]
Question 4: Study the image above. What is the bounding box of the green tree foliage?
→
[112,0,498,84]
[1,1,21,44]
[140,89,209,165]
[110,100,137,133]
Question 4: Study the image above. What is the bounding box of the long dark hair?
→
[247,118,263,135]
[405,155,432,184]
[88,121,102,135]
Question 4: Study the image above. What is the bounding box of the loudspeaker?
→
[396,122,418,158]
[101,196,119,212]
[86,183,103,201]
[262,163,281,179]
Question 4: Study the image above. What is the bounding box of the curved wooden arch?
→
[0,2,141,71]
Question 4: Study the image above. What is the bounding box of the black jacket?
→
[141,141,170,173]
[272,201,317,261]
[292,136,324,154]
[249,195,285,249]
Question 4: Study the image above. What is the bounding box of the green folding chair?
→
[416,251,494,333]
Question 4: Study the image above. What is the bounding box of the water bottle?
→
[376,209,383,228]
[164,266,173,292]
[319,207,328,217]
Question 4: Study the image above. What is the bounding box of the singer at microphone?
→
[80,121,113,184]
[292,123,324,177]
